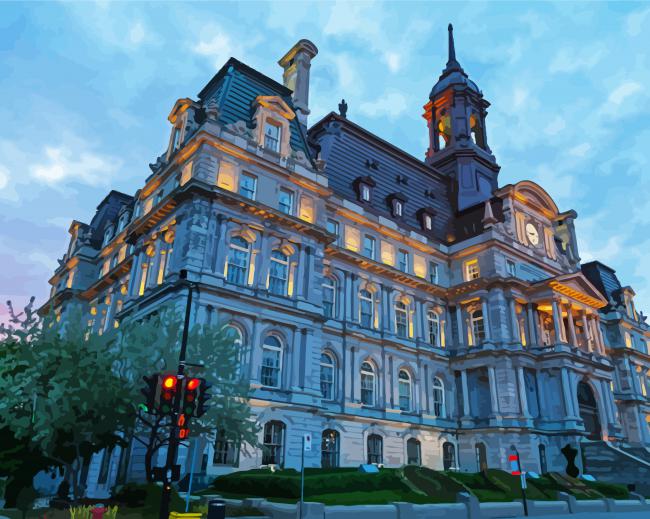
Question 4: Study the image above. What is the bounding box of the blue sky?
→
[1,1,649,321]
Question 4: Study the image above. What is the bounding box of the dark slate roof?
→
[308,113,454,243]
[581,261,622,303]
[197,57,312,160]
[89,190,133,247]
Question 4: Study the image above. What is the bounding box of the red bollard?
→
[91,506,107,519]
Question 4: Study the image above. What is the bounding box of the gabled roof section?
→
[534,271,608,309]
[308,112,454,243]
[197,57,312,159]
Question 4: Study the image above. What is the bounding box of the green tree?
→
[115,305,259,480]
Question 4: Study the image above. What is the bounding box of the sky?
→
[1,1,649,322]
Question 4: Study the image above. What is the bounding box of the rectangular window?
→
[464,259,480,281]
[506,259,516,277]
[239,173,257,200]
[138,263,148,296]
[172,128,181,150]
[429,262,439,284]
[157,250,168,285]
[363,235,376,260]
[278,188,294,215]
[323,279,335,319]
[327,219,339,244]
[398,250,409,273]
[264,121,281,152]
[361,184,371,202]
[213,430,238,466]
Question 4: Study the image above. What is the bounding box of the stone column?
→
[127,249,143,296]
[537,370,547,418]
[348,346,356,402]
[526,303,538,345]
[481,298,492,342]
[594,317,606,354]
[566,304,578,348]
[456,306,465,347]
[488,366,500,416]
[461,369,471,417]
[552,299,563,344]
[248,318,262,383]
[349,274,358,324]
[580,310,591,351]
[599,379,614,425]
[509,298,520,344]
[295,246,307,299]
[343,272,351,322]
[415,299,424,342]
[517,366,531,417]
[561,368,575,418]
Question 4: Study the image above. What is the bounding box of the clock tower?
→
[424,24,500,212]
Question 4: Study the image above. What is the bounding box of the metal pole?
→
[517,453,528,517]
[300,436,305,519]
[185,438,199,512]
[159,273,194,519]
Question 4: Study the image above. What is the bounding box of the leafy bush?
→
[111,482,184,513]
[584,480,629,499]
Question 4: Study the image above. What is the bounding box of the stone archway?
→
[577,381,601,440]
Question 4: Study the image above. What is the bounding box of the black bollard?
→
[207,499,226,519]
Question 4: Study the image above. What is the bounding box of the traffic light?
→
[140,374,159,414]
[181,377,200,416]
[196,378,212,418]
[159,374,178,415]
[177,413,190,440]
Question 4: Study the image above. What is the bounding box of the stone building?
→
[42,26,650,496]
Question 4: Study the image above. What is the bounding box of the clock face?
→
[525,223,539,246]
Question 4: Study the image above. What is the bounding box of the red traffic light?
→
[179,428,189,439]
[162,376,177,389]
[187,378,199,391]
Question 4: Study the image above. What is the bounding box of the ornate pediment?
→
[548,272,608,309]
[254,95,295,120]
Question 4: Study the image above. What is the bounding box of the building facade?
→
[43,27,650,495]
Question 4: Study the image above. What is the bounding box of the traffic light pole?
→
[159,271,195,519]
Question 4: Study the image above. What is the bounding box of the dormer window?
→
[103,226,114,246]
[423,214,432,230]
[172,127,181,151]
[387,193,408,218]
[353,176,376,204]
[417,208,436,232]
[264,121,281,153]
[117,212,130,233]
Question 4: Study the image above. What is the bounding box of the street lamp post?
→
[159,269,196,519]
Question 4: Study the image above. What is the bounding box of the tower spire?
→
[447,23,460,69]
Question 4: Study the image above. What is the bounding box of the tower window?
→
[464,259,480,281]
[264,121,281,152]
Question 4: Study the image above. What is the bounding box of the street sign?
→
[303,433,312,451]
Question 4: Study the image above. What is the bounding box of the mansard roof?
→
[581,260,624,306]
[196,57,312,159]
[308,112,455,243]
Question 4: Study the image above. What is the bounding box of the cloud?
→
[568,143,591,157]
[383,52,401,73]
[129,22,147,45]
[192,25,244,68]
[30,144,120,188]
[544,115,566,136]
[359,91,408,120]
[0,165,9,190]
[549,47,604,74]
[625,7,650,36]
[607,81,642,105]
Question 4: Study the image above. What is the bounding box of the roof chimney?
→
[278,39,318,127]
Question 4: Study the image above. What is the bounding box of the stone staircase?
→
[581,440,650,494]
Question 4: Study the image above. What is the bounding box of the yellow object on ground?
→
[169,513,202,519]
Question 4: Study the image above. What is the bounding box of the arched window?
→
[470,309,485,344]
[407,438,421,465]
[442,442,456,471]
[224,324,244,349]
[323,277,336,319]
[103,226,113,246]
[367,434,383,464]
[117,212,129,232]
[398,370,412,411]
[226,236,251,285]
[268,250,289,296]
[261,336,282,388]
[359,289,374,328]
[475,442,488,472]
[432,377,445,417]
[360,361,376,406]
[427,311,440,346]
[395,301,409,338]
[321,429,339,468]
[262,421,285,466]
[320,352,335,400]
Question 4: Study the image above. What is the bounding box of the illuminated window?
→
[624,332,633,349]
[226,237,251,286]
[138,263,149,296]
[239,173,257,200]
[264,121,281,152]
[398,370,412,411]
[321,430,339,468]
[427,311,440,346]
[398,250,409,273]
[394,200,403,217]
[359,290,374,328]
[320,352,335,400]
[423,213,433,231]
[143,197,153,215]
[261,336,282,388]
[268,250,289,296]
[395,301,409,338]
[432,377,445,417]
[262,421,285,465]
[278,188,294,215]
[360,361,376,406]
[464,259,480,281]
[66,269,75,289]
[363,235,376,260]
[323,277,336,319]
[471,310,485,344]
